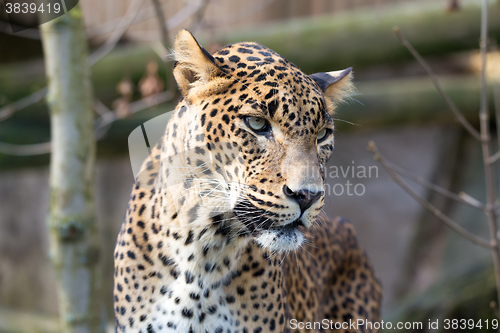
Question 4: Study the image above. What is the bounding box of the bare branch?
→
[0,0,146,122]
[489,149,500,164]
[189,0,210,33]
[150,0,170,49]
[492,54,500,150]
[149,0,177,94]
[95,91,174,132]
[480,3,490,135]
[126,0,276,42]
[87,0,147,66]
[0,91,173,156]
[386,161,486,210]
[86,6,156,38]
[490,42,500,149]
[459,191,486,208]
[478,0,500,312]
[151,42,170,61]
[0,141,52,156]
[0,88,47,122]
[94,91,174,139]
[494,80,500,147]
[86,0,206,39]
[93,99,111,116]
[367,141,491,249]
[129,91,173,113]
[393,26,482,141]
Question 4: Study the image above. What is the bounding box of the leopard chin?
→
[254,220,305,252]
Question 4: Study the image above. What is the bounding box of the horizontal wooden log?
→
[338,75,487,130]
[217,0,500,74]
[0,74,493,171]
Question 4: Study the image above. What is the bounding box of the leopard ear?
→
[173,29,228,97]
[310,68,354,114]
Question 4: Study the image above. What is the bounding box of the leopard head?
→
[162,30,354,252]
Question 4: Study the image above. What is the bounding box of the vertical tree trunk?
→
[40,6,104,333]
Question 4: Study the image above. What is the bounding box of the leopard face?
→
[159,30,354,253]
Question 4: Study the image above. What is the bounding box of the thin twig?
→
[0,92,173,156]
[149,0,176,94]
[124,0,275,42]
[490,149,500,164]
[493,78,500,148]
[95,91,173,132]
[87,0,147,66]
[93,99,111,117]
[491,44,500,149]
[86,5,158,38]
[386,161,487,210]
[86,0,206,39]
[367,141,491,249]
[494,79,500,148]
[0,141,52,156]
[478,0,500,317]
[494,80,500,149]
[189,0,210,33]
[0,88,47,122]
[459,192,485,208]
[123,0,275,42]
[150,0,170,49]
[151,43,170,62]
[486,44,500,165]
[393,26,482,141]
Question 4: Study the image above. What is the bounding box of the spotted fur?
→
[113,30,381,333]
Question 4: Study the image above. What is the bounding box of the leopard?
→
[113,29,382,333]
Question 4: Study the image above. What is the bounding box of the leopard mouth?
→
[234,198,307,241]
[254,219,305,252]
[270,219,304,231]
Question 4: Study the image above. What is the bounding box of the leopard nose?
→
[283,185,324,214]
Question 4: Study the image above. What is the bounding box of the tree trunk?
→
[40,6,104,333]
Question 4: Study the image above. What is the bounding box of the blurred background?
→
[0,0,499,331]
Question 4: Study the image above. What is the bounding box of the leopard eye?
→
[317,128,331,143]
[244,116,269,133]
